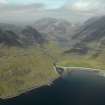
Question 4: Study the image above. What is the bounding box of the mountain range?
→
[1,16,105,55]
[64,16,105,58]
[33,17,78,47]
[0,18,78,48]
[0,24,45,47]
[0,16,105,99]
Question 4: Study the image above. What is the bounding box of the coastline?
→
[55,65,105,77]
[1,66,105,100]
[0,80,54,100]
[0,84,44,100]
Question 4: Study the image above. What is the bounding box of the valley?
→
[0,16,105,99]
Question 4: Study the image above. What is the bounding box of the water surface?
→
[1,70,105,105]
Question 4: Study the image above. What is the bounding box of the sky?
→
[8,0,68,9]
[0,0,104,14]
[0,0,69,9]
[0,0,104,24]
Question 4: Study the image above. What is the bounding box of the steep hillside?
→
[0,23,60,99]
[0,24,45,47]
[0,46,58,99]
[33,18,77,47]
[60,16,105,70]
[64,16,105,56]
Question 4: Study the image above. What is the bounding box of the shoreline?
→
[1,66,105,100]
[0,85,44,100]
[0,81,53,100]
[55,65,105,77]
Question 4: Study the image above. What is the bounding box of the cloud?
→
[0,0,8,4]
[0,0,67,9]
[0,0,101,25]
[0,0,93,25]
[63,0,105,15]
[0,4,42,12]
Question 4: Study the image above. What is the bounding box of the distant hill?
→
[33,18,78,47]
[0,24,45,47]
[1,16,105,99]
[0,18,79,48]
[64,16,105,57]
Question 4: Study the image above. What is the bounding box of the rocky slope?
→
[0,24,45,47]
[33,18,78,47]
[64,16,105,57]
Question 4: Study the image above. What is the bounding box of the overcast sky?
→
[0,0,104,24]
[0,0,104,12]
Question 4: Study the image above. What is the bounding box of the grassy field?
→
[58,52,105,70]
[1,41,105,99]
[0,45,59,99]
